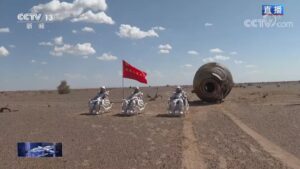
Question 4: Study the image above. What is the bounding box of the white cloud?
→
[204,23,213,27]
[214,55,230,61]
[31,60,48,65]
[183,64,193,68]
[72,30,77,34]
[71,11,114,24]
[81,26,95,32]
[152,26,166,31]
[31,0,113,24]
[39,41,53,46]
[210,48,223,53]
[82,55,88,59]
[158,44,172,54]
[202,57,215,63]
[73,0,107,11]
[187,50,198,55]
[203,55,229,62]
[159,50,170,54]
[117,24,159,39]
[9,45,15,48]
[53,36,63,45]
[230,51,237,55]
[234,60,244,64]
[31,0,82,20]
[0,46,9,57]
[42,36,97,57]
[0,27,10,33]
[245,64,256,68]
[31,0,95,20]
[51,43,96,56]
[96,53,118,61]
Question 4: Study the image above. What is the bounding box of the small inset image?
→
[17,142,62,158]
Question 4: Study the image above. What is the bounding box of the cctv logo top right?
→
[244,4,293,29]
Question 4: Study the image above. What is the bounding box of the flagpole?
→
[122,77,124,99]
[122,60,124,100]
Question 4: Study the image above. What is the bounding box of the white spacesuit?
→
[169,86,188,115]
[92,86,109,99]
[127,87,143,100]
[89,86,110,114]
[122,87,145,115]
[170,86,187,103]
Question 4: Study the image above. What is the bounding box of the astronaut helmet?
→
[133,86,140,93]
[100,86,106,92]
[176,86,182,93]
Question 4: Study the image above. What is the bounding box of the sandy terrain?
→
[0,82,299,169]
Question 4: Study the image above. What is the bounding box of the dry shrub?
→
[148,88,162,101]
[57,80,70,94]
[39,90,47,94]
[262,93,268,98]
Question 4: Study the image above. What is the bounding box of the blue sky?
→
[0,0,299,91]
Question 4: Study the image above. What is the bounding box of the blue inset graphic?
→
[17,142,62,158]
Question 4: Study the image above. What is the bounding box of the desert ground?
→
[0,82,300,169]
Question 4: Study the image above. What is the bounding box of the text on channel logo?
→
[262,5,284,16]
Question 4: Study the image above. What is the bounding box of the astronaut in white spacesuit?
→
[89,86,110,114]
[122,87,145,115]
[168,86,189,115]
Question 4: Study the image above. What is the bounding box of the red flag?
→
[123,60,147,84]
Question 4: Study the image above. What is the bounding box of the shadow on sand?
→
[112,113,138,117]
[0,109,18,113]
[0,106,19,113]
[80,113,99,116]
[156,114,182,118]
[188,100,222,107]
[110,101,123,104]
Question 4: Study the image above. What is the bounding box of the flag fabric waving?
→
[122,60,148,84]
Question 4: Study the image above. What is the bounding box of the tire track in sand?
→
[221,105,300,169]
[182,111,206,169]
